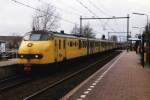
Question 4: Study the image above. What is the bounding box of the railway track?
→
[0,75,31,92]
[0,51,121,100]
[23,51,121,100]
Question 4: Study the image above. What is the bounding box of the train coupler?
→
[24,64,32,76]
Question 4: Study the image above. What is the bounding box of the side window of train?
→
[70,41,72,47]
[79,40,81,49]
[72,41,74,47]
[59,40,61,49]
[63,40,66,49]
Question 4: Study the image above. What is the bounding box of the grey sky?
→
[0,0,150,39]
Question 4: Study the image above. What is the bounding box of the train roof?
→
[30,30,115,43]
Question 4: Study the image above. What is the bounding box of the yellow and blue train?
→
[17,30,118,73]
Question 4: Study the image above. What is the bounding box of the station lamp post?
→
[132,12,148,67]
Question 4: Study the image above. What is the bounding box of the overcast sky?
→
[0,0,150,39]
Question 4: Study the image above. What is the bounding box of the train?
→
[17,30,120,74]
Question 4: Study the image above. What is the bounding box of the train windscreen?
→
[23,32,48,41]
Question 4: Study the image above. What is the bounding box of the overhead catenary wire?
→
[87,0,111,17]
[37,0,88,16]
[75,0,104,31]
[11,0,78,25]
[85,0,118,32]
[96,0,112,14]
[95,0,123,31]
[75,0,97,17]
[33,0,82,17]
[75,0,117,32]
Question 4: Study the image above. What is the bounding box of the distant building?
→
[0,36,22,49]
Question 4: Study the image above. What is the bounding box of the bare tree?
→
[71,23,95,38]
[71,24,80,34]
[32,3,60,31]
[83,23,95,38]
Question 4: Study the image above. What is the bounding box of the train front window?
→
[24,32,49,41]
[30,34,41,41]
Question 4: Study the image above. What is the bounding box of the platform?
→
[63,51,150,100]
[0,59,17,67]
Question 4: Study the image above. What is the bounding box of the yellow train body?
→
[18,41,55,64]
[17,30,117,65]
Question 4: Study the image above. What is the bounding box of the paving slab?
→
[0,59,17,67]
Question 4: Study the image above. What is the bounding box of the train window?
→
[41,34,48,40]
[59,40,61,49]
[70,41,73,47]
[79,40,81,49]
[30,34,41,40]
[24,32,49,41]
[63,40,66,49]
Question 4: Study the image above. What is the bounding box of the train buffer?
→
[63,51,150,100]
[0,59,16,67]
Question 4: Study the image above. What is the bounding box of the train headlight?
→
[35,55,39,58]
[20,55,24,58]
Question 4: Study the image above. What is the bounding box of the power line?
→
[40,0,88,16]
[87,0,111,16]
[85,0,119,32]
[35,0,82,16]
[89,0,121,32]
[37,0,91,17]
[75,0,117,32]
[11,0,78,25]
[96,0,112,14]
[75,0,97,16]
[75,0,105,32]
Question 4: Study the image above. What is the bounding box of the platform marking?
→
[95,80,99,83]
[90,85,94,88]
[80,95,86,98]
[92,83,97,85]
[84,91,89,94]
[77,99,82,100]
[77,52,124,100]
[87,88,92,91]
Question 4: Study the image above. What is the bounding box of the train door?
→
[54,39,58,62]
[63,39,67,60]
[55,38,63,62]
